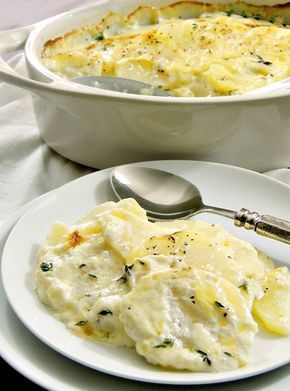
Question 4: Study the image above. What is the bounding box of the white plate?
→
[1,214,290,391]
[1,160,290,386]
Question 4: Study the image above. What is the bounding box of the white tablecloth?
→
[0,54,94,223]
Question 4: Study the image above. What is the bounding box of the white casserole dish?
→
[0,0,289,171]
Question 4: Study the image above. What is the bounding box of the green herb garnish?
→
[40,262,53,272]
[239,283,248,293]
[196,350,212,366]
[254,54,272,66]
[95,32,104,41]
[226,10,234,16]
[79,263,86,269]
[117,275,127,284]
[98,310,113,316]
[75,320,88,326]
[154,338,174,348]
[214,301,225,308]
[124,264,134,276]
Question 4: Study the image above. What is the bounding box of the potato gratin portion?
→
[41,1,290,96]
[35,198,290,373]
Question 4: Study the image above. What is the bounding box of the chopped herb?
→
[40,262,53,272]
[254,54,272,66]
[125,264,134,275]
[196,350,212,366]
[95,32,104,41]
[214,301,225,308]
[139,260,145,265]
[224,351,233,357]
[88,273,97,279]
[117,264,134,283]
[75,320,88,326]
[98,310,113,316]
[226,10,234,16]
[239,283,248,292]
[154,338,174,348]
[79,263,86,269]
[117,275,127,284]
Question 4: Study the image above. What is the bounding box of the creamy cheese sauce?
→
[35,198,290,372]
[41,2,290,96]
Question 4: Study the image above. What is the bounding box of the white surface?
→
[1,161,290,386]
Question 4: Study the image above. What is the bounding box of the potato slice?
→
[253,267,290,336]
[128,222,270,306]
[120,267,257,372]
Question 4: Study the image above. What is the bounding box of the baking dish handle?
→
[0,25,36,53]
[0,55,95,96]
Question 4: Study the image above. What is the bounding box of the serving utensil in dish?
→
[72,75,171,96]
[0,0,289,171]
[111,165,290,244]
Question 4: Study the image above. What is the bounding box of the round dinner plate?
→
[1,160,290,385]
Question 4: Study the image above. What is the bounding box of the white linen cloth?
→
[0,55,94,224]
[0,54,289,224]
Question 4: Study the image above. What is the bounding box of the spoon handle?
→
[234,208,290,244]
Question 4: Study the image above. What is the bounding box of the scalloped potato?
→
[42,1,290,96]
[35,198,290,372]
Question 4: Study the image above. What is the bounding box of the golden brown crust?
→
[157,1,290,24]
[42,1,290,56]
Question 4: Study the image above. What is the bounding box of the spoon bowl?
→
[110,165,290,244]
[71,75,171,96]
[110,165,206,219]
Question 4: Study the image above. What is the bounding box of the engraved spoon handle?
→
[234,208,290,244]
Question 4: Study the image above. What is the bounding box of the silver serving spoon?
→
[71,76,171,96]
[110,165,290,244]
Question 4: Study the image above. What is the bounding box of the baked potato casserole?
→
[41,1,290,97]
[35,199,290,372]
